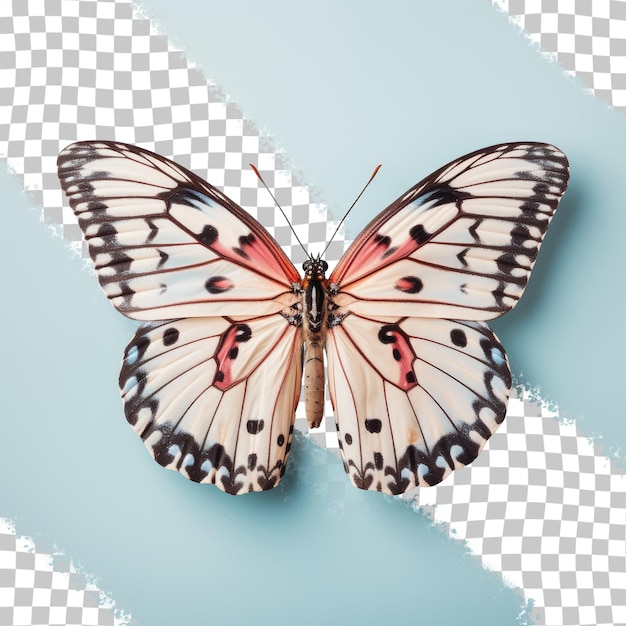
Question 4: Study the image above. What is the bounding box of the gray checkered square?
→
[414,390,626,626]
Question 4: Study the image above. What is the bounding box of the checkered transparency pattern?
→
[0,520,129,626]
[0,0,341,264]
[492,0,626,111]
[1,2,625,626]
[410,392,626,626]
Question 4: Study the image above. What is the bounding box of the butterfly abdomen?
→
[302,275,327,429]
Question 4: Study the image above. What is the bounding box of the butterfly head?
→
[302,256,328,279]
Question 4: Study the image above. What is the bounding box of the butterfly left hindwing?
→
[120,316,302,494]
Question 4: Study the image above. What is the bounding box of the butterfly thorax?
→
[301,256,329,333]
[301,256,329,428]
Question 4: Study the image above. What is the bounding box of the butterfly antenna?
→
[321,164,382,257]
[249,164,311,260]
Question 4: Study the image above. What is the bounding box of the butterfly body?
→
[299,257,331,429]
[58,141,568,495]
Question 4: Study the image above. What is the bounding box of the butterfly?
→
[57,141,569,495]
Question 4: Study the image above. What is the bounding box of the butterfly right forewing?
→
[330,143,569,320]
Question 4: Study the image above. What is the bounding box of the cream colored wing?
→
[120,314,302,494]
[330,143,568,320]
[326,313,510,494]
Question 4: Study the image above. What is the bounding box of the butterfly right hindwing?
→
[326,314,510,494]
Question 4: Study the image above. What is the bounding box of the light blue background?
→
[143,0,626,453]
[1,1,624,625]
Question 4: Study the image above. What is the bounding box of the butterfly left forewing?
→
[326,142,568,493]
[58,141,300,320]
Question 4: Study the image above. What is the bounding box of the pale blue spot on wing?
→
[450,444,464,461]
[122,375,138,395]
[216,466,230,480]
[126,344,139,365]
[181,189,218,210]
[491,347,505,366]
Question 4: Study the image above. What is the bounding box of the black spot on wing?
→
[491,282,508,308]
[205,276,234,294]
[450,328,467,348]
[365,419,382,433]
[145,219,159,243]
[409,224,430,245]
[374,233,392,249]
[198,224,219,246]
[246,419,265,435]
[234,233,256,259]
[395,276,423,294]
[157,249,169,267]
[469,219,481,242]
[96,223,117,237]
[424,185,472,209]
[373,452,383,471]
[495,252,518,275]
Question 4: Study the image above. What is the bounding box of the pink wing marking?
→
[376,323,419,391]
[209,230,294,283]
[210,316,299,392]
[212,323,253,390]
[168,188,301,285]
